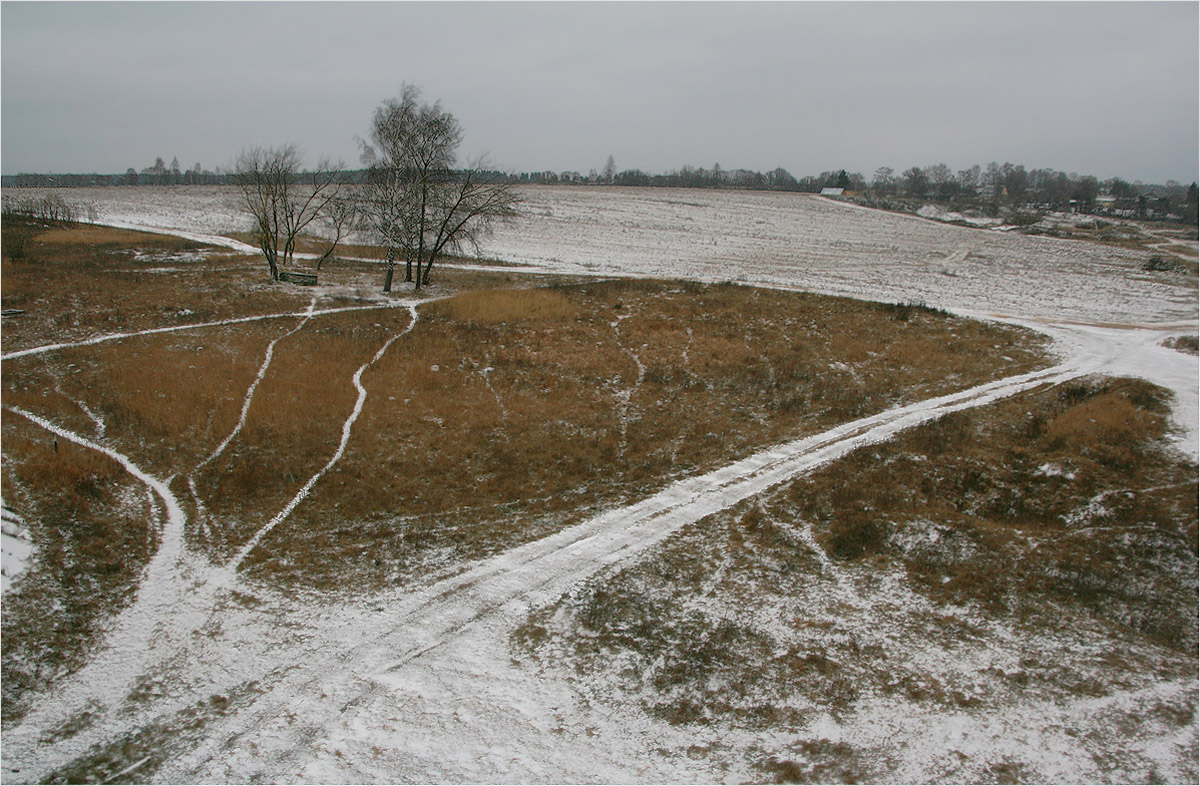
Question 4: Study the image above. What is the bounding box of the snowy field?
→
[1,185,1197,783]
[7,184,1197,324]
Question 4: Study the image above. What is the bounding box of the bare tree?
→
[902,166,929,197]
[872,166,895,194]
[314,194,358,272]
[413,157,520,288]
[602,154,617,184]
[233,144,344,281]
[957,165,981,195]
[359,85,520,292]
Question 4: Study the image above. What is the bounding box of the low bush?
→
[1144,255,1183,273]
[1165,334,1199,355]
[820,512,887,560]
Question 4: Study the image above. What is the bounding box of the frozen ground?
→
[0,185,1196,783]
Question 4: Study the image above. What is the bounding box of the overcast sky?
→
[2,1,1197,182]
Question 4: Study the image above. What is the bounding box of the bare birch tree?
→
[359,85,520,292]
[233,144,345,281]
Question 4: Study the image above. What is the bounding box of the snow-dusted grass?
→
[0,217,310,355]
[0,410,158,726]
[521,376,1196,783]
[1,503,35,593]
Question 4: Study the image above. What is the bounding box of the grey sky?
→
[2,1,1197,182]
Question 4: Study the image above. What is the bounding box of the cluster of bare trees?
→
[866,163,1198,221]
[357,85,519,292]
[233,146,349,281]
[234,85,519,291]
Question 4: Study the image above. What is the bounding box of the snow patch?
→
[1,502,34,594]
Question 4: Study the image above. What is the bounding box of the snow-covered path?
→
[160,361,1099,783]
[0,299,412,363]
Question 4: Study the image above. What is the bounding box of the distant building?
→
[820,187,845,196]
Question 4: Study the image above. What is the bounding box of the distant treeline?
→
[513,161,1198,222]
[0,167,501,189]
[5,157,1197,223]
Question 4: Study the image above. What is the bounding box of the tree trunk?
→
[383,246,395,293]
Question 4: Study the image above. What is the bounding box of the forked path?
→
[3,212,1196,780]
[159,332,1127,783]
[0,306,420,782]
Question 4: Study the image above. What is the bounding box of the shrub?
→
[822,512,887,560]
[1144,255,1181,273]
[1009,209,1044,227]
[1164,335,1199,355]
[1,194,78,222]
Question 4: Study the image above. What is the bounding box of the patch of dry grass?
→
[1164,335,1199,355]
[193,308,414,562]
[783,378,1197,642]
[435,287,579,324]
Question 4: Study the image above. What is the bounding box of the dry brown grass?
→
[193,307,414,562]
[792,376,1197,643]
[1,217,313,353]
[435,287,579,324]
[240,279,1050,591]
[1164,335,1199,355]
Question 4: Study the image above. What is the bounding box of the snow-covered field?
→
[1,185,1196,783]
[7,184,1196,324]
